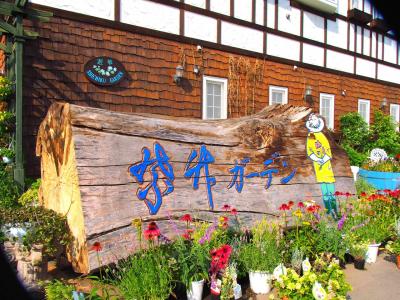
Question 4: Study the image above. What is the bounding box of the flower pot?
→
[249,271,272,294]
[344,253,354,264]
[354,258,366,270]
[366,243,380,263]
[396,255,400,269]
[358,168,400,191]
[186,279,204,300]
[2,156,13,164]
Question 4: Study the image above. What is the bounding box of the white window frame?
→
[390,103,400,131]
[319,93,335,130]
[202,75,228,120]
[269,85,288,105]
[358,99,370,125]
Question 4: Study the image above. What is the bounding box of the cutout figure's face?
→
[306,114,324,133]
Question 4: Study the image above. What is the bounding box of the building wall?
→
[28,0,400,85]
[21,12,400,176]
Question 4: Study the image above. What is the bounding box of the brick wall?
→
[21,16,400,176]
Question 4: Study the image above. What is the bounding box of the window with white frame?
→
[358,99,370,124]
[390,103,400,131]
[319,93,335,130]
[269,86,288,105]
[202,76,228,120]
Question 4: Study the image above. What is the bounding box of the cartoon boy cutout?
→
[306,114,338,218]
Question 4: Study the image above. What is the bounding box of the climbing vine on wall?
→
[228,56,265,117]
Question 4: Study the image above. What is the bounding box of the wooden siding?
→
[18,15,400,176]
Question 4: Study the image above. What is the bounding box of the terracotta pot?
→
[354,258,366,270]
[396,255,400,269]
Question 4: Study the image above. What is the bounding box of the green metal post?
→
[14,14,24,189]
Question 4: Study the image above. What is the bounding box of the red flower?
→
[334,191,342,196]
[182,229,193,240]
[297,202,305,208]
[91,242,102,252]
[360,192,367,197]
[180,214,192,222]
[345,192,352,197]
[288,201,294,208]
[306,205,321,213]
[221,244,232,256]
[222,204,231,211]
[279,203,290,211]
[230,208,238,215]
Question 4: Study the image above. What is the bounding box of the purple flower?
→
[199,221,217,244]
[337,214,346,230]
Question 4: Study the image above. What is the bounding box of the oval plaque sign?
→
[84,56,126,86]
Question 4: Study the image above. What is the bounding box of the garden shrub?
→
[44,280,75,300]
[111,248,175,300]
[18,178,41,206]
[0,166,20,208]
[339,111,400,166]
[0,205,71,257]
[368,110,400,156]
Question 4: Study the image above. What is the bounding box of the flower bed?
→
[41,189,399,300]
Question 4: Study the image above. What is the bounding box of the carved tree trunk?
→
[36,102,355,273]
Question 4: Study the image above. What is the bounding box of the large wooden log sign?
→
[36,103,355,273]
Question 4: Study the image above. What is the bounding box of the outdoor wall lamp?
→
[193,65,200,75]
[304,85,313,105]
[381,97,388,110]
[173,65,184,85]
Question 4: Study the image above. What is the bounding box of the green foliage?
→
[339,111,400,166]
[0,111,14,136]
[355,178,376,195]
[362,158,400,172]
[238,219,280,273]
[0,206,71,256]
[341,144,368,166]
[348,242,368,260]
[110,248,175,300]
[0,147,14,159]
[314,221,347,260]
[340,112,369,152]
[282,225,318,263]
[44,280,75,300]
[0,166,20,208]
[369,110,400,155]
[172,237,210,288]
[385,239,400,255]
[18,178,41,206]
[0,76,13,101]
[275,254,352,300]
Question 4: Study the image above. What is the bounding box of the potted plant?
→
[385,240,400,269]
[173,236,209,300]
[238,219,280,294]
[359,152,400,191]
[349,243,368,270]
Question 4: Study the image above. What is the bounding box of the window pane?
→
[207,107,214,119]
[207,93,213,108]
[214,109,221,119]
[207,82,213,95]
[214,95,221,107]
[213,83,221,96]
